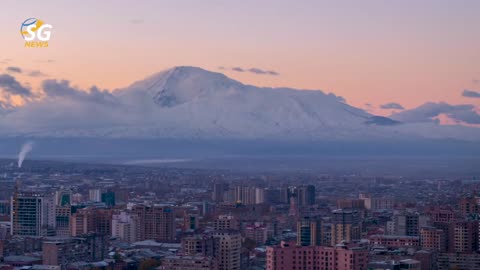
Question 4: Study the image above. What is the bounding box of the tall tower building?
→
[11,192,56,236]
[213,215,239,231]
[214,230,241,270]
[132,204,175,242]
[420,226,446,252]
[331,209,361,246]
[459,197,480,217]
[288,196,299,217]
[55,189,72,207]
[393,212,430,236]
[296,216,322,246]
[296,185,316,206]
[181,234,218,256]
[448,220,479,253]
[70,207,113,236]
[232,186,264,205]
[88,189,102,202]
[212,182,227,202]
[101,191,115,207]
[112,211,138,243]
[70,207,95,236]
[184,213,199,231]
[55,206,72,237]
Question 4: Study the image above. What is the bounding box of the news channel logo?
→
[20,18,53,48]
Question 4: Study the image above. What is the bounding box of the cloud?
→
[6,66,22,73]
[462,89,480,98]
[217,66,225,70]
[448,109,480,124]
[230,66,280,76]
[380,102,405,110]
[473,79,479,84]
[41,79,117,105]
[35,59,54,64]
[28,70,47,77]
[0,79,130,132]
[391,102,480,124]
[130,19,144,24]
[5,67,47,77]
[0,74,32,97]
[0,59,12,64]
[247,68,279,76]
[232,67,245,72]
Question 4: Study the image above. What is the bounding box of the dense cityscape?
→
[0,158,478,270]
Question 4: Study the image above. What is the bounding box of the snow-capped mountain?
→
[0,66,479,142]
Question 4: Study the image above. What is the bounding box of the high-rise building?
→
[94,208,113,236]
[359,194,394,211]
[88,189,101,202]
[231,186,264,205]
[337,199,365,210]
[213,215,238,231]
[331,209,362,246]
[266,241,368,270]
[245,223,268,245]
[448,220,479,253]
[184,214,199,231]
[393,212,430,236]
[132,204,175,242]
[42,233,108,268]
[296,216,322,246]
[255,188,265,204]
[420,226,446,252]
[100,191,115,207]
[55,206,71,237]
[181,234,218,257]
[0,200,10,219]
[70,207,95,236]
[112,211,137,243]
[426,206,457,223]
[414,250,436,270]
[437,253,480,270]
[212,182,227,202]
[55,190,72,207]
[70,207,113,237]
[296,185,316,206]
[264,188,289,204]
[459,197,480,217]
[213,230,241,270]
[11,192,56,236]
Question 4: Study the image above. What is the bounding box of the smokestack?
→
[17,141,33,168]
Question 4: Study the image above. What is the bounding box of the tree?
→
[139,259,161,270]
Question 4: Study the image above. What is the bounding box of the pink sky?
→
[0,0,479,115]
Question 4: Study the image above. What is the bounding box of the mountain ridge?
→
[0,66,479,142]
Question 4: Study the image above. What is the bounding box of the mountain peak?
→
[150,66,231,83]
[124,66,243,107]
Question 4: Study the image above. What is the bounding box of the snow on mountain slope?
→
[0,66,479,141]
[114,66,390,139]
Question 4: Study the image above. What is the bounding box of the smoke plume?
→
[18,141,33,168]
